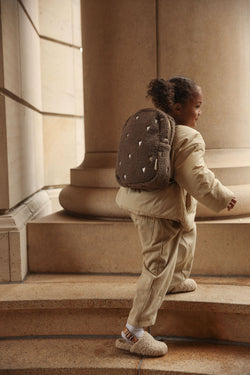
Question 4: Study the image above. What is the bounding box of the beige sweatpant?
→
[127,213,196,328]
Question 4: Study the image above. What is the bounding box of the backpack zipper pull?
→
[154,158,158,170]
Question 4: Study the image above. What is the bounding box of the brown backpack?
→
[115,108,175,190]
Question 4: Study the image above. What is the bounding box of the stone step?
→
[0,337,249,375]
[59,183,250,218]
[204,148,250,186]
[27,212,250,275]
[0,274,249,344]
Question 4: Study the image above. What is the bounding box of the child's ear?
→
[172,103,182,114]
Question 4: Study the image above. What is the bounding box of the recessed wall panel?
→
[43,115,84,186]
[39,0,73,45]
[18,2,42,110]
[1,0,22,96]
[5,97,44,208]
[41,39,83,115]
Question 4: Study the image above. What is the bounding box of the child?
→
[115,77,237,357]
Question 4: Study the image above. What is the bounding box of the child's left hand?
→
[227,197,237,211]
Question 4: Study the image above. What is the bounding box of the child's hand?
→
[227,197,237,211]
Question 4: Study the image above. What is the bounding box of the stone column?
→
[59,0,157,217]
[158,0,250,217]
[60,0,250,218]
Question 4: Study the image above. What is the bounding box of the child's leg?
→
[167,224,197,293]
[127,214,182,328]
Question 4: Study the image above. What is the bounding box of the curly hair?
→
[147,77,199,114]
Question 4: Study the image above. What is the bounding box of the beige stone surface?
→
[0,338,140,374]
[208,166,250,187]
[66,169,250,218]
[75,117,85,164]
[61,0,250,220]
[158,0,250,149]
[68,148,250,188]
[0,34,2,90]
[61,146,250,217]
[28,212,250,275]
[0,96,9,210]
[59,186,126,218]
[141,341,250,375]
[70,152,117,188]
[63,181,250,220]
[1,0,83,212]
[39,0,81,46]
[61,183,250,219]
[0,232,10,282]
[18,2,42,110]
[154,310,250,344]
[196,184,250,220]
[0,307,127,338]
[0,338,248,375]
[26,191,51,219]
[43,116,84,185]
[0,191,50,231]
[205,149,250,169]
[0,191,51,282]
[194,220,250,275]
[2,290,248,341]
[45,188,63,212]
[0,203,31,231]
[9,229,27,282]
[71,168,117,188]
[0,0,22,96]
[5,97,44,208]
[204,148,250,186]
[0,274,249,342]
[81,0,156,153]
[21,0,40,32]
[1,275,248,313]
[71,0,82,46]
[40,39,83,115]
[0,339,249,375]
[26,274,250,286]
[194,276,250,286]
[164,284,250,314]
[28,215,142,274]
[0,274,135,309]
[0,1,44,211]
[73,47,84,115]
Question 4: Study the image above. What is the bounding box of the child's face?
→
[173,87,203,128]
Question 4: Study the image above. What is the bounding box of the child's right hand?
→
[227,197,237,211]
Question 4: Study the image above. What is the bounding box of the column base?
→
[59,185,126,218]
[59,184,250,219]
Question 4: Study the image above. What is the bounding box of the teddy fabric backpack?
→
[115,108,175,190]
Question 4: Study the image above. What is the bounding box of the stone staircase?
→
[0,148,250,374]
[0,273,249,374]
[0,215,250,373]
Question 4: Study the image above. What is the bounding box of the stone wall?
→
[0,0,84,281]
[0,0,84,212]
[39,0,84,187]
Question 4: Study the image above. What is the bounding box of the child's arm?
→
[174,130,236,213]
